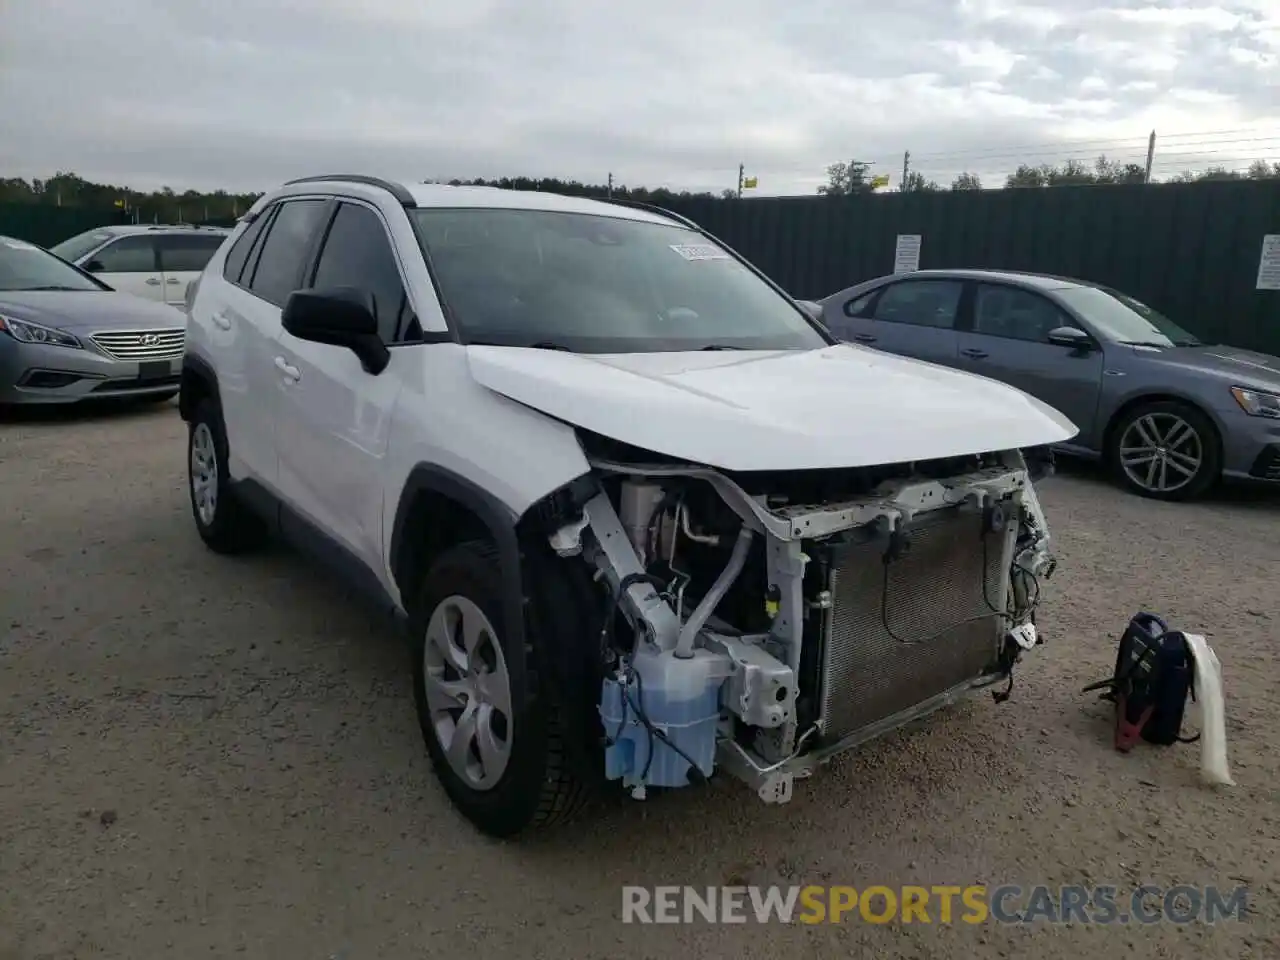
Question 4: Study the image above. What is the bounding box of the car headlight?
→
[1230,386,1280,419]
[0,314,82,349]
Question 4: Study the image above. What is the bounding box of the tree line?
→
[823,156,1280,194]
[0,171,726,223]
[2,155,1278,223]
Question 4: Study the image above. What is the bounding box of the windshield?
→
[49,229,115,264]
[0,237,105,292]
[410,208,829,352]
[1056,286,1202,347]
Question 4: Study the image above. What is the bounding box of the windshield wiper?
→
[1118,340,1171,348]
[1174,339,1207,347]
[698,344,746,351]
[465,338,574,351]
[18,285,85,292]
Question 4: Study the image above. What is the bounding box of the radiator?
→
[817,505,1010,741]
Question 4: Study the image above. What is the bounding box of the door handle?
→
[166,277,181,284]
[961,348,989,359]
[274,356,301,381]
[852,333,877,343]
[211,312,232,331]
[145,278,161,286]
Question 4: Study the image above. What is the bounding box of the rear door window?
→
[245,200,329,306]
[871,279,963,329]
[157,234,226,273]
[223,212,273,285]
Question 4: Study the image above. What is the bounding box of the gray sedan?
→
[814,268,1280,500]
[0,235,188,406]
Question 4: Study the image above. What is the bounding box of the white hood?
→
[465,343,1078,472]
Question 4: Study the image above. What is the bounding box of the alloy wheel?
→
[1117,412,1203,495]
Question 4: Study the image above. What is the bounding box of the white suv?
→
[50,224,231,309]
[180,174,1074,838]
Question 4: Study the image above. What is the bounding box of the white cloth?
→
[1182,633,1234,787]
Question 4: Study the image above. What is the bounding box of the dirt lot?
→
[1,401,1278,959]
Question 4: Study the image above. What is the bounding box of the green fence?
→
[0,204,235,247]
[665,179,1280,355]
[5,179,1278,352]
[0,204,131,247]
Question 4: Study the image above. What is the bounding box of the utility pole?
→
[902,151,910,190]
[1144,130,1156,184]
[738,163,744,199]
[607,172,613,198]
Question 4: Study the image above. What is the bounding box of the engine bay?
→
[548,431,1059,804]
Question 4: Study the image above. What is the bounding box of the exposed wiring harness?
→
[878,503,1043,646]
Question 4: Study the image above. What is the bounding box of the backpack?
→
[1082,612,1199,750]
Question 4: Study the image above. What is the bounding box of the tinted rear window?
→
[223,215,271,284]
[158,234,226,273]
[246,200,328,306]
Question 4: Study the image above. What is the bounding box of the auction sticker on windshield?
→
[670,243,730,261]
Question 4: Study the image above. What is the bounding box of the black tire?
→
[1108,399,1220,501]
[187,398,267,553]
[411,540,590,838]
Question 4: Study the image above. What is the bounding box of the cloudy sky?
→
[1,0,1277,195]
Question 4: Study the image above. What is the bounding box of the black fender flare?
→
[179,354,221,422]
[392,464,605,780]
[391,461,526,657]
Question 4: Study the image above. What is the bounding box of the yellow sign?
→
[742,176,758,189]
[113,198,125,208]
[871,174,890,188]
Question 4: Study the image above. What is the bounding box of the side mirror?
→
[1047,326,1093,349]
[282,286,390,375]
[83,260,105,273]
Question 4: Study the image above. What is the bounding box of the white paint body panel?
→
[465,343,1079,471]
[97,269,163,302]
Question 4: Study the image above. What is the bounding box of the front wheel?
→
[1108,400,1220,501]
[411,540,590,838]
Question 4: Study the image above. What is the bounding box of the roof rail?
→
[597,196,700,230]
[284,174,416,207]
[142,223,228,231]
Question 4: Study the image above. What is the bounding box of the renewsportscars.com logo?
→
[621,884,1249,925]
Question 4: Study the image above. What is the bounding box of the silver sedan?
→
[0,235,188,406]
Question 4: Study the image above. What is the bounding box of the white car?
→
[50,224,231,310]
[179,174,1075,838]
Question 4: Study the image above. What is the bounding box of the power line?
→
[903,126,1280,163]
[902,135,1280,166]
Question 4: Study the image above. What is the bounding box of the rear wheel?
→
[187,398,267,553]
[411,540,590,838]
[1108,399,1220,501]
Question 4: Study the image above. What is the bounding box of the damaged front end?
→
[545,433,1059,806]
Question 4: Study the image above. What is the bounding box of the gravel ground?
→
[1,400,1278,960]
